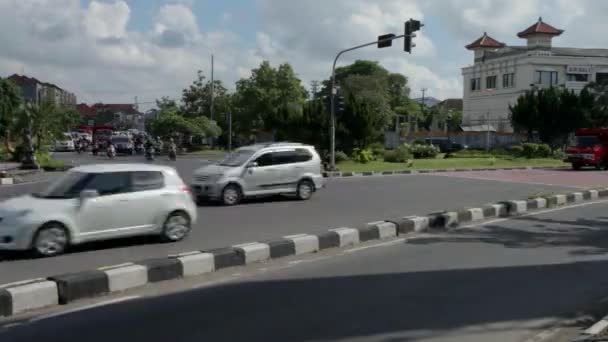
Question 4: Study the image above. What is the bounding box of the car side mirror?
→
[247,161,258,168]
[80,189,99,201]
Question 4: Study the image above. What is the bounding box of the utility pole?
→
[420,88,427,111]
[210,54,215,121]
[228,111,232,152]
[485,111,491,151]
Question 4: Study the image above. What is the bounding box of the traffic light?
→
[336,93,345,114]
[404,19,423,53]
[323,95,331,113]
[377,33,396,48]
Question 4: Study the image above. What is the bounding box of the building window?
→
[470,78,481,91]
[486,76,497,89]
[535,71,558,86]
[566,74,589,82]
[596,73,608,85]
[502,73,515,88]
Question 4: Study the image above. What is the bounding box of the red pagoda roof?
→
[465,32,505,50]
[517,17,563,38]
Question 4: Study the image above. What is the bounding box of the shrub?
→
[410,144,439,159]
[509,145,524,157]
[521,143,538,158]
[384,144,411,163]
[412,139,427,145]
[352,148,374,164]
[552,149,566,160]
[335,150,349,163]
[367,142,385,159]
[536,144,551,158]
[35,151,65,170]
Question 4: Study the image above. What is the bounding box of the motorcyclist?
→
[144,139,155,160]
[168,138,177,160]
[107,141,116,158]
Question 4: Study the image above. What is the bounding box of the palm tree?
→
[0,78,22,155]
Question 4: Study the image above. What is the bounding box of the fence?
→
[384,130,523,150]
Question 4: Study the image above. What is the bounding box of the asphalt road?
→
[0,153,575,283]
[3,201,608,342]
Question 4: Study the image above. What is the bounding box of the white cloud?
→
[0,0,607,110]
[84,1,130,40]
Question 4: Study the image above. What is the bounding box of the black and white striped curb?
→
[322,165,567,178]
[578,314,608,341]
[0,187,605,318]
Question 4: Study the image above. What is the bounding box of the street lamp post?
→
[329,34,405,170]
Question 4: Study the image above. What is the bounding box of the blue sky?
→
[1,0,606,107]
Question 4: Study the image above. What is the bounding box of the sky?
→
[0,0,605,110]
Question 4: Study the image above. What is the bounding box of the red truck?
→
[565,128,608,170]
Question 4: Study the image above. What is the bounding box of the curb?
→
[0,186,605,318]
[322,165,568,178]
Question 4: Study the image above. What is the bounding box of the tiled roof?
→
[76,104,97,117]
[517,17,563,38]
[465,32,505,50]
[435,99,463,111]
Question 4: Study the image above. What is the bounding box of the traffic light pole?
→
[329,34,405,170]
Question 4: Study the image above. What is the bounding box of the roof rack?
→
[262,142,304,147]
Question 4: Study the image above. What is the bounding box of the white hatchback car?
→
[0,164,197,257]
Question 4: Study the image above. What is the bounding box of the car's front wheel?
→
[161,211,191,242]
[296,179,314,200]
[221,184,242,206]
[33,223,69,257]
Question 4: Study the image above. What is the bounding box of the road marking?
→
[28,295,140,323]
[426,172,586,189]
[344,238,406,253]
[457,199,608,229]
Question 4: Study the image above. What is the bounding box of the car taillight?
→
[181,186,192,194]
[594,145,602,152]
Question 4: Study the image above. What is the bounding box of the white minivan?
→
[192,142,324,205]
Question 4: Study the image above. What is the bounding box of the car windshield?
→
[113,137,129,143]
[33,171,92,199]
[576,136,600,147]
[218,149,255,167]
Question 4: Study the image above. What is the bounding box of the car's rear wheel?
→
[33,223,69,257]
[572,163,582,170]
[221,184,242,206]
[161,212,191,242]
[296,179,314,200]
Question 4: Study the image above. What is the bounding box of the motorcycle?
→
[145,147,155,161]
[92,143,99,156]
[107,145,116,159]
[135,143,144,155]
[168,146,177,161]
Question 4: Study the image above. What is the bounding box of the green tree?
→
[0,78,22,154]
[233,61,308,139]
[148,103,221,141]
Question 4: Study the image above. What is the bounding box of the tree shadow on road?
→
[5,259,608,342]
[408,214,608,257]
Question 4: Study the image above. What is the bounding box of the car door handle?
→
[119,199,130,202]
[160,193,171,197]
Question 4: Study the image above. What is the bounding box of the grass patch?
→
[35,151,65,170]
[185,149,226,160]
[337,157,567,172]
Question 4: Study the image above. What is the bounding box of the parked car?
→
[54,133,75,152]
[111,136,134,155]
[0,164,196,257]
[191,142,324,205]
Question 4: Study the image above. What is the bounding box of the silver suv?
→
[192,142,324,205]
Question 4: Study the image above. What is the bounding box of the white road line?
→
[457,199,608,229]
[344,238,406,253]
[425,173,585,189]
[29,295,140,323]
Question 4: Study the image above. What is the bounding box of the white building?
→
[461,18,608,132]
